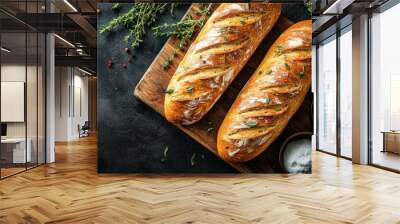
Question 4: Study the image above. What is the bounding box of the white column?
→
[45,0,56,164]
[46,32,55,163]
[312,45,317,150]
[352,14,369,164]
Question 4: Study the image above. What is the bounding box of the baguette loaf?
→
[164,3,281,125]
[217,20,312,162]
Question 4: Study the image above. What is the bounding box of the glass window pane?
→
[38,33,45,165]
[317,36,337,154]
[371,3,400,171]
[1,31,27,177]
[27,31,38,169]
[340,28,352,158]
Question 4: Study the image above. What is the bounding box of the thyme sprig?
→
[154,4,212,70]
[112,3,121,11]
[153,16,205,50]
[100,3,170,50]
[304,0,312,15]
[152,4,212,50]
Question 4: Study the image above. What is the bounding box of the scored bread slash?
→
[217,20,312,162]
[133,2,299,173]
[164,3,282,125]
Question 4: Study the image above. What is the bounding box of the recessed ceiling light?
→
[323,0,355,15]
[1,47,11,53]
[63,0,78,12]
[54,34,75,48]
[78,67,94,76]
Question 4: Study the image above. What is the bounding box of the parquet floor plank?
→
[0,135,400,223]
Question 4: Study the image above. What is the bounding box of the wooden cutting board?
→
[134,3,312,173]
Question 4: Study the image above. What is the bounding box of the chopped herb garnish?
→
[162,51,176,70]
[165,88,174,94]
[233,39,242,45]
[161,146,169,162]
[284,63,290,70]
[207,127,214,133]
[240,19,246,25]
[298,71,305,77]
[245,119,258,127]
[163,146,169,157]
[266,70,272,75]
[186,86,193,93]
[190,153,197,166]
[264,97,270,104]
[276,45,284,55]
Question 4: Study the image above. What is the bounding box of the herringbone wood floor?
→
[1,135,400,224]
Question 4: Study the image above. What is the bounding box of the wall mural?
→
[97,2,313,173]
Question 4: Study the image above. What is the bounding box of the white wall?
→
[1,63,46,164]
[1,65,39,138]
[54,66,89,141]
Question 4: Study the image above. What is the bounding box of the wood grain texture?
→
[1,134,400,223]
[134,4,312,173]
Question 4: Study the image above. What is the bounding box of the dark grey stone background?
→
[97,3,310,173]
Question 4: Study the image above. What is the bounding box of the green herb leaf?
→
[163,146,169,157]
[161,146,169,163]
[264,97,270,104]
[304,0,312,15]
[112,3,121,11]
[101,3,169,50]
[165,88,174,94]
[284,63,290,70]
[276,45,284,55]
[207,127,214,133]
[162,51,176,70]
[240,19,246,25]
[152,4,211,50]
[186,86,193,93]
[190,153,197,166]
[170,3,180,16]
[245,120,258,127]
[298,71,305,77]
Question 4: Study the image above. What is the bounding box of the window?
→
[339,27,352,158]
[0,1,46,179]
[370,3,400,171]
[317,35,337,154]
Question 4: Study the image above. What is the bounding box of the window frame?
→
[315,23,353,161]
